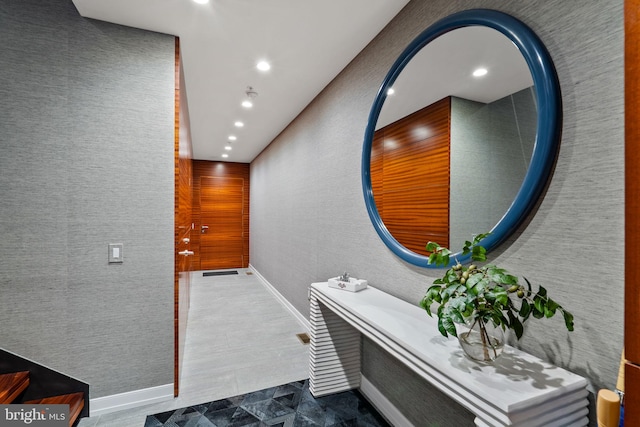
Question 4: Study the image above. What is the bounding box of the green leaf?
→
[427,284,442,298]
[441,314,458,337]
[486,287,508,307]
[519,300,531,319]
[495,287,509,305]
[534,295,544,314]
[420,298,432,316]
[426,244,451,267]
[446,307,465,325]
[437,309,457,338]
[444,269,459,283]
[485,268,517,286]
[449,296,468,312]
[471,245,487,262]
[531,301,544,319]
[502,274,519,286]
[440,253,450,267]
[562,309,575,331]
[544,298,559,318]
[421,285,444,317]
[437,316,448,337]
[428,252,438,265]
[471,278,489,295]
[426,241,440,252]
[465,272,483,289]
[443,283,460,299]
[473,232,491,244]
[492,307,509,326]
[508,311,524,339]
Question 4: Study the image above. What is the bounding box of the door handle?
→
[201,225,209,234]
[178,250,194,256]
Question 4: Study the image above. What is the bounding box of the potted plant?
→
[420,233,574,362]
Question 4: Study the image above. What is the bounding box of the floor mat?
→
[203,270,239,277]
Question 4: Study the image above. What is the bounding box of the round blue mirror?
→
[362,9,561,268]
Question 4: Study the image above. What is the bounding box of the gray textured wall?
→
[250,1,622,424]
[0,0,175,397]
[450,88,536,247]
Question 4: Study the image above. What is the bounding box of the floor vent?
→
[296,333,311,345]
[203,270,239,277]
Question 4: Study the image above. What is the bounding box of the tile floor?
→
[144,379,390,427]
[79,268,310,427]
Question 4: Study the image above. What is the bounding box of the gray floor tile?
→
[79,268,309,427]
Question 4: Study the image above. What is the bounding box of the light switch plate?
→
[108,243,123,263]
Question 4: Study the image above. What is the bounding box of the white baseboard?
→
[248,268,408,425]
[249,264,311,331]
[360,375,413,427]
[90,383,174,417]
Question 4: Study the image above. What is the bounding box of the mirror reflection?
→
[371,26,536,256]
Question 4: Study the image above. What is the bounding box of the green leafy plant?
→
[420,233,574,359]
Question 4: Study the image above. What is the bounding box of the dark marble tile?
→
[242,399,295,422]
[146,380,389,427]
[203,406,260,427]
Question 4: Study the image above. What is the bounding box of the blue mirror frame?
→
[362,9,562,268]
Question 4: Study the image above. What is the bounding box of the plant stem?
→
[478,318,491,361]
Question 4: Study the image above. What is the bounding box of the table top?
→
[310,282,588,418]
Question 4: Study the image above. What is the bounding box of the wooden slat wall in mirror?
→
[192,161,250,270]
[625,0,640,422]
[371,97,451,254]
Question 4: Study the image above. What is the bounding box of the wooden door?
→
[626,0,640,422]
[199,176,245,269]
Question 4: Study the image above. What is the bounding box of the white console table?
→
[308,282,589,427]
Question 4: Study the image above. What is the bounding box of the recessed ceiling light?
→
[256,61,271,71]
[234,121,244,128]
[242,100,253,108]
[225,145,232,151]
[473,68,488,77]
[193,0,209,4]
[222,153,229,158]
[228,135,237,141]
[387,88,395,96]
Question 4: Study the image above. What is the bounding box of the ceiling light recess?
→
[193,0,209,4]
[234,121,244,128]
[473,67,488,77]
[256,61,271,71]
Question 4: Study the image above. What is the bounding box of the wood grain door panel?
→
[626,0,640,421]
[373,97,451,253]
[200,176,244,270]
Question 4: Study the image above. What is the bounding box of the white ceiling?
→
[72,0,411,163]
[377,26,533,129]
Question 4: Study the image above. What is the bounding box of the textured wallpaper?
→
[0,0,175,397]
[250,1,623,425]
